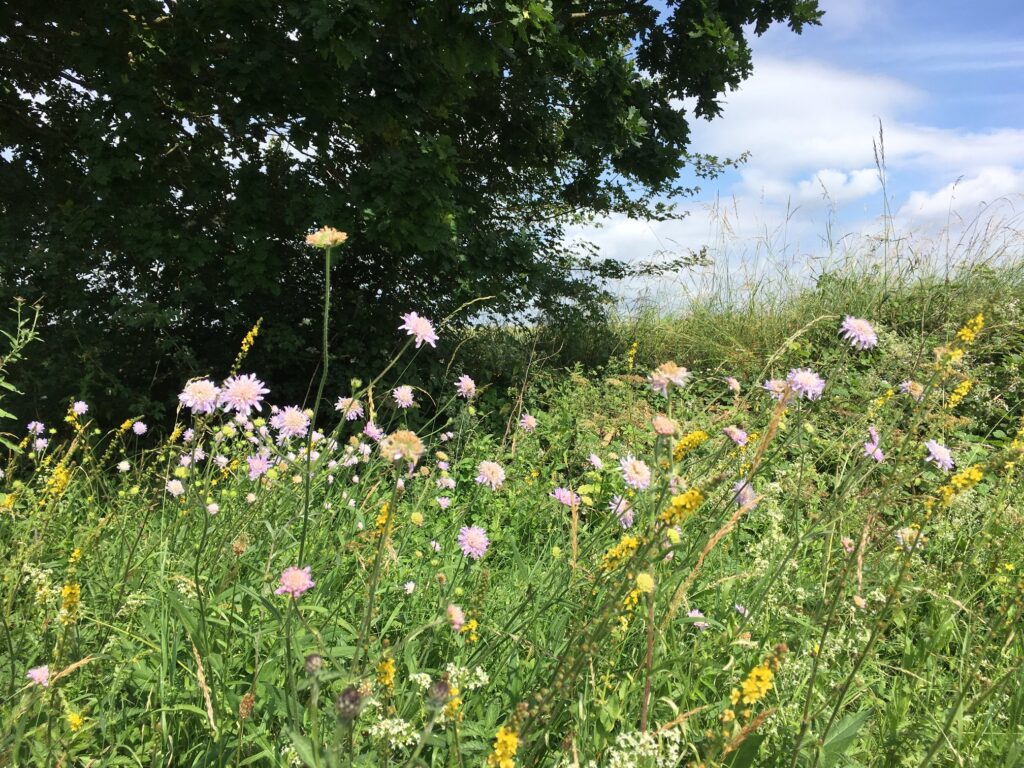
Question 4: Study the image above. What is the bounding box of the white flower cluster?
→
[573,727,682,768]
[368,717,417,750]
[444,663,489,691]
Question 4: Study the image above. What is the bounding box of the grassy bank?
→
[1,255,1023,766]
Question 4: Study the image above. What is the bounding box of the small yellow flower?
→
[305,226,348,248]
[410,511,424,526]
[635,572,655,594]
[487,726,519,768]
[67,712,85,731]
[376,657,396,691]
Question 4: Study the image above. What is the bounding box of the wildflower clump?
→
[937,465,984,506]
[659,488,704,526]
[601,535,639,571]
[486,725,519,768]
[956,313,984,345]
[673,430,709,461]
[377,656,396,692]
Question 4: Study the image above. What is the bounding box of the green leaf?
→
[820,709,872,768]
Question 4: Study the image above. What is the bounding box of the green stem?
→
[299,246,333,565]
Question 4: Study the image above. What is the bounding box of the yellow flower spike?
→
[673,430,709,462]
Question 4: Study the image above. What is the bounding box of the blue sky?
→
[574,0,1024,280]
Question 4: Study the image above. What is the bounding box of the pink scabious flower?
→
[619,455,651,491]
[206,503,219,515]
[475,461,505,490]
[363,421,384,442]
[334,397,364,421]
[132,421,148,435]
[458,525,489,560]
[403,581,416,595]
[841,536,856,554]
[900,380,925,402]
[166,479,185,497]
[588,453,604,470]
[179,379,221,414]
[688,608,709,631]
[430,540,441,552]
[652,413,676,436]
[924,439,954,471]
[436,496,452,509]
[519,412,538,432]
[436,476,456,490]
[392,385,415,409]
[863,426,884,462]
[276,566,315,598]
[26,665,49,687]
[271,406,310,440]
[610,495,633,529]
[550,487,581,508]
[440,430,454,442]
[247,453,271,480]
[762,378,790,402]
[455,375,477,400]
[725,377,741,394]
[72,400,88,416]
[733,480,758,509]
[839,316,879,350]
[447,603,465,632]
[220,374,270,415]
[399,312,438,349]
[724,425,748,446]
[33,438,48,453]
[27,420,45,435]
[648,361,690,396]
[786,368,826,401]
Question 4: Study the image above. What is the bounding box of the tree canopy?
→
[0,0,821,422]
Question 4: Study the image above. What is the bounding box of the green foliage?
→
[1,263,1023,765]
[0,0,822,423]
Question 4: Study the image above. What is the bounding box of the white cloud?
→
[898,167,1024,223]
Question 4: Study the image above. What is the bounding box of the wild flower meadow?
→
[1,235,1023,766]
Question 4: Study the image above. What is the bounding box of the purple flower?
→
[519,412,537,432]
[610,495,633,529]
[455,375,476,400]
[363,421,384,442]
[619,456,651,491]
[132,421,148,435]
[924,439,954,471]
[72,401,88,416]
[475,461,505,490]
[220,374,270,416]
[839,316,879,351]
[392,386,415,409]
[334,397,364,421]
[733,480,758,509]
[436,476,456,490]
[26,665,49,687]
[399,312,439,349]
[648,362,690,396]
[900,380,925,402]
[27,421,45,436]
[33,438,48,453]
[458,525,489,560]
[550,487,581,507]
[786,368,826,401]
[724,425,748,446]
[179,379,221,414]
[271,406,310,440]
[725,377,741,394]
[436,496,452,509]
[688,609,709,631]
[588,453,604,470]
[247,453,271,480]
[762,379,790,402]
[276,566,315,598]
[863,426,884,462]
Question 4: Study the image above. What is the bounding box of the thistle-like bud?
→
[304,654,323,676]
[427,677,451,709]
[335,686,363,722]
